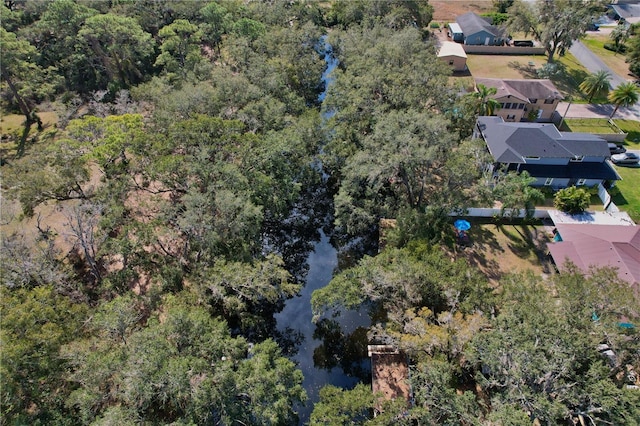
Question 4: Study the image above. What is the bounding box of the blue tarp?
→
[454,220,471,231]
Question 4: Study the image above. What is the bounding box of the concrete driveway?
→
[558,101,640,120]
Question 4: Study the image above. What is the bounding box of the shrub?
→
[481,12,508,25]
[430,22,440,29]
[554,186,590,214]
[604,42,627,53]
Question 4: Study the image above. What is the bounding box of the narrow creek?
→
[273,37,371,424]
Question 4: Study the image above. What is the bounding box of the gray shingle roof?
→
[477,116,610,162]
[456,12,504,38]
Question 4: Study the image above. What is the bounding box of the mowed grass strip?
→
[611,166,640,223]
[581,35,633,80]
[562,118,620,134]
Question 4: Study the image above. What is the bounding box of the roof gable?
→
[477,116,609,163]
[456,12,503,38]
[438,42,467,58]
[548,224,640,286]
[475,78,564,103]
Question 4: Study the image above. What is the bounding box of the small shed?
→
[368,345,411,416]
[438,42,467,72]
[447,22,464,42]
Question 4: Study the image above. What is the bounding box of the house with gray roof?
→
[608,1,640,24]
[475,116,620,188]
[474,78,564,122]
[456,12,505,46]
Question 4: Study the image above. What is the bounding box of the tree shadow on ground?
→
[451,225,503,283]
[507,60,539,78]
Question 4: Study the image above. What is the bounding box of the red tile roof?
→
[548,223,640,290]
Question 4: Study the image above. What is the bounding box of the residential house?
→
[456,12,506,46]
[475,78,564,122]
[438,42,467,72]
[475,116,621,188]
[608,1,640,24]
[548,222,640,291]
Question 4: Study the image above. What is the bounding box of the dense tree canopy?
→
[2,1,638,424]
[507,0,606,63]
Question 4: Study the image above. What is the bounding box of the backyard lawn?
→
[464,52,593,101]
[611,120,640,223]
[453,222,551,286]
[616,119,640,150]
[561,118,621,134]
[611,166,640,223]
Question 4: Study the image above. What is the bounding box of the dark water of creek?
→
[273,37,373,425]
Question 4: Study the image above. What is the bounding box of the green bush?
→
[604,42,627,53]
[481,12,509,25]
[554,186,590,214]
[430,22,440,29]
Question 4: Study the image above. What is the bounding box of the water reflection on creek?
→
[273,35,372,425]
[274,231,370,424]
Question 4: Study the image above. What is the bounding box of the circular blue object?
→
[454,219,471,231]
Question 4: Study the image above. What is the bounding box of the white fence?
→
[598,183,619,213]
[463,45,545,55]
[449,207,551,219]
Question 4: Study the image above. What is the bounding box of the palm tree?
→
[579,70,611,103]
[608,81,640,118]
[610,24,629,54]
[474,83,501,116]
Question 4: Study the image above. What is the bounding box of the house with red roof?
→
[547,223,640,291]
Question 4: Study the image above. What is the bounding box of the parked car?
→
[513,40,534,47]
[611,152,639,165]
[608,143,627,154]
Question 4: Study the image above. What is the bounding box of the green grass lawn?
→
[611,166,640,223]
[562,118,620,134]
[612,119,640,223]
[0,111,58,158]
[615,119,640,150]
[581,35,633,81]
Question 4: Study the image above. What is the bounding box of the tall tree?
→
[492,170,544,218]
[62,295,306,424]
[154,18,204,78]
[626,26,640,78]
[611,23,630,54]
[198,1,231,53]
[333,111,456,234]
[579,70,611,102]
[467,272,640,425]
[78,13,155,91]
[0,285,88,424]
[0,27,61,133]
[507,0,605,63]
[30,0,98,92]
[608,81,640,118]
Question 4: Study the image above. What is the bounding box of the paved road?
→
[569,40,627,88]
[564,39,639,120]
